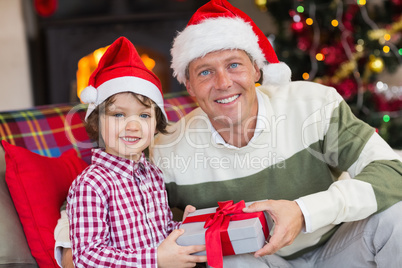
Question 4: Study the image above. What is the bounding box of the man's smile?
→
[215,94,240,104]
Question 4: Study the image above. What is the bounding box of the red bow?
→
[183,200,269,268]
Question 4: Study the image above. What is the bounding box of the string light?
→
[375,81,402,101]
[335,0,367,109]
[290,0,400,107]
[357,0,366,6]
[360,3,401,64]
[255,0,267,12]
[255,0,267,5]
[293,14,301,22]
[297,6,304,13]
[356,44,364,52]
[263,0,401,146]
[307,2,320,80]
[292,22,304,31]
[356,39,364,52]
[368,55,384,73]
[316,53,325,61]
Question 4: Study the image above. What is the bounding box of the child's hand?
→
[182,205,196,221]
[157,229,207,268]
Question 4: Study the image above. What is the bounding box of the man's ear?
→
[254,62,261,83]
[186,81,196,97]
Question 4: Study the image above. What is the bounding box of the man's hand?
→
[157,229,207,267]
[60,248,74,268]
[182,205,196,221]
[243,200,304,257]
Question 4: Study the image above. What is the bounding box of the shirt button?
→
[141,185,147,191]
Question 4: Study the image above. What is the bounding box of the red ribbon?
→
[182,200,269,268]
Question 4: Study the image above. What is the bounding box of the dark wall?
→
[25,0,208,105]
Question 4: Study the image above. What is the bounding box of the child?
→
[67,37,206,267]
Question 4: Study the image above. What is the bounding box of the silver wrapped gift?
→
[176,201,275,256]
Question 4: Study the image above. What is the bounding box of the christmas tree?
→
[260,0,402,148]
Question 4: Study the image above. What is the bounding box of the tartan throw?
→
[0,103,94,164]
[164,92,198,122]
[0,92,198,163]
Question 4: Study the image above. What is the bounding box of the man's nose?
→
[215,70,232,90]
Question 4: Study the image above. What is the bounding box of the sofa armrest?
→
[0,146,38,267]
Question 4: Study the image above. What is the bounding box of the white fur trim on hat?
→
[171,17,266,85]
[261,62,292,85]
[80,85,97,104]
[84,76,167,120]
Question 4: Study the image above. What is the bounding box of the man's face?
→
[185,49,261,130]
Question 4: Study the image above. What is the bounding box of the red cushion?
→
[2,140,88,267]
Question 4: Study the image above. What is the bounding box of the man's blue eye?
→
[140,114,150,119]
[200,70,210,76]
[114,113,124,118]
[230,63,238,68]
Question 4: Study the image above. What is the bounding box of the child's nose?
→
[125,118,141,132]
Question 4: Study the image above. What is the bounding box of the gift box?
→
[176,200,274,268]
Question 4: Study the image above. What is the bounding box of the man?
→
[56,0,402,267]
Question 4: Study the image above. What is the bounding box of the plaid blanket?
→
[0,92,198,164]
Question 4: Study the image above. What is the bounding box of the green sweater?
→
[151,81,402,258]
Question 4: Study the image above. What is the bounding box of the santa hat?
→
[171,0,291,86]
[80,36,167,120]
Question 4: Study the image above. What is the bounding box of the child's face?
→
[100,92,157,161]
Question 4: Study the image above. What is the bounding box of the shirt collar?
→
[209,90,266,148]
[91,148,148,179]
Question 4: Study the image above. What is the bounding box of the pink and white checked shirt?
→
[67,149,180,268]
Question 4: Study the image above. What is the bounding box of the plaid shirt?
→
[67,149,180,268]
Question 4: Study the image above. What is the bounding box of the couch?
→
[0,92,198,267]
[1,92,401,268]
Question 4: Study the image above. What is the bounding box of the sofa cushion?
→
[0,146,38,267]
[2,141,88,267]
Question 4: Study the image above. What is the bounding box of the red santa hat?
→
[80,36,167,120]
[171,0,291,86]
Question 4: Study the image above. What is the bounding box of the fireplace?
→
[26,0,207,106]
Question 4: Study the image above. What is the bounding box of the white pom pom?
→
[80,86,97,104]
[261,62,292,86]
